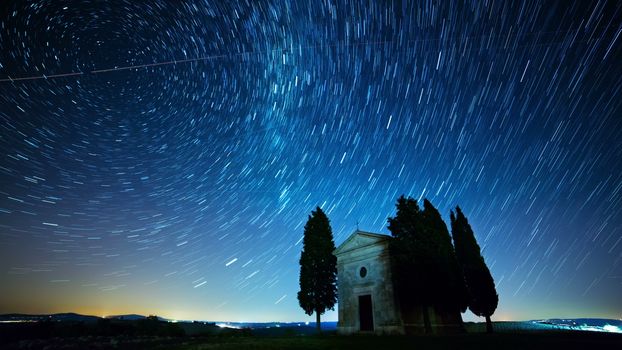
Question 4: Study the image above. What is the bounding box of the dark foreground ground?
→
[161,332,622,350]
[2,320,621,350]
[4,332,622,350]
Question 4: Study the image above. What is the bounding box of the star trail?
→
[0,1,621,323]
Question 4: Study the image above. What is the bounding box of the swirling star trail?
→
[0,1,621,322]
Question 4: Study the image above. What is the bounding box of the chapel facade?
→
[334,230,463,335]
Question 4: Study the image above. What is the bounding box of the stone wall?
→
[335,234,403,335]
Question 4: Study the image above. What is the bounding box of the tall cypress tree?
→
[388,195,435,333]
[297,206,337,333]
[421,200,469,316]
[389,196,468,333]
[450,206,498,333]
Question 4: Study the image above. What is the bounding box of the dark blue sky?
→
[0,0,621,322]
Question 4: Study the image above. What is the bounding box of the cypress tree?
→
[421,200,469,316]
[388,195,435,333]
[297,206,337,333]
[450,206,499,333]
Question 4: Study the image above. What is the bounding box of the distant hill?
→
[0,312,100,323]
[462,318,622,334]
[105,314,168,321]
[532,318,622,333]
[0,313,171,323]
[105,314,145,321]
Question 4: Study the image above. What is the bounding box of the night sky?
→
[1,1,621,323]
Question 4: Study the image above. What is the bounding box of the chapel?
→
[334,230,463,334]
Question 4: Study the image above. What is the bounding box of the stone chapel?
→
[333,230,463,334]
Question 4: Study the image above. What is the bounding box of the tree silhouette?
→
[451,206,499,333]
[297,206,337,333]
[387,196,435,333]
[421,199,469,316]
[388,196,468,333]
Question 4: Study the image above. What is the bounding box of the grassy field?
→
[158,332,622,350]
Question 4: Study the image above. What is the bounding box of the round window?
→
[359,267,367,278]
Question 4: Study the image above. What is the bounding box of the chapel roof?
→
[334,229,390,255]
